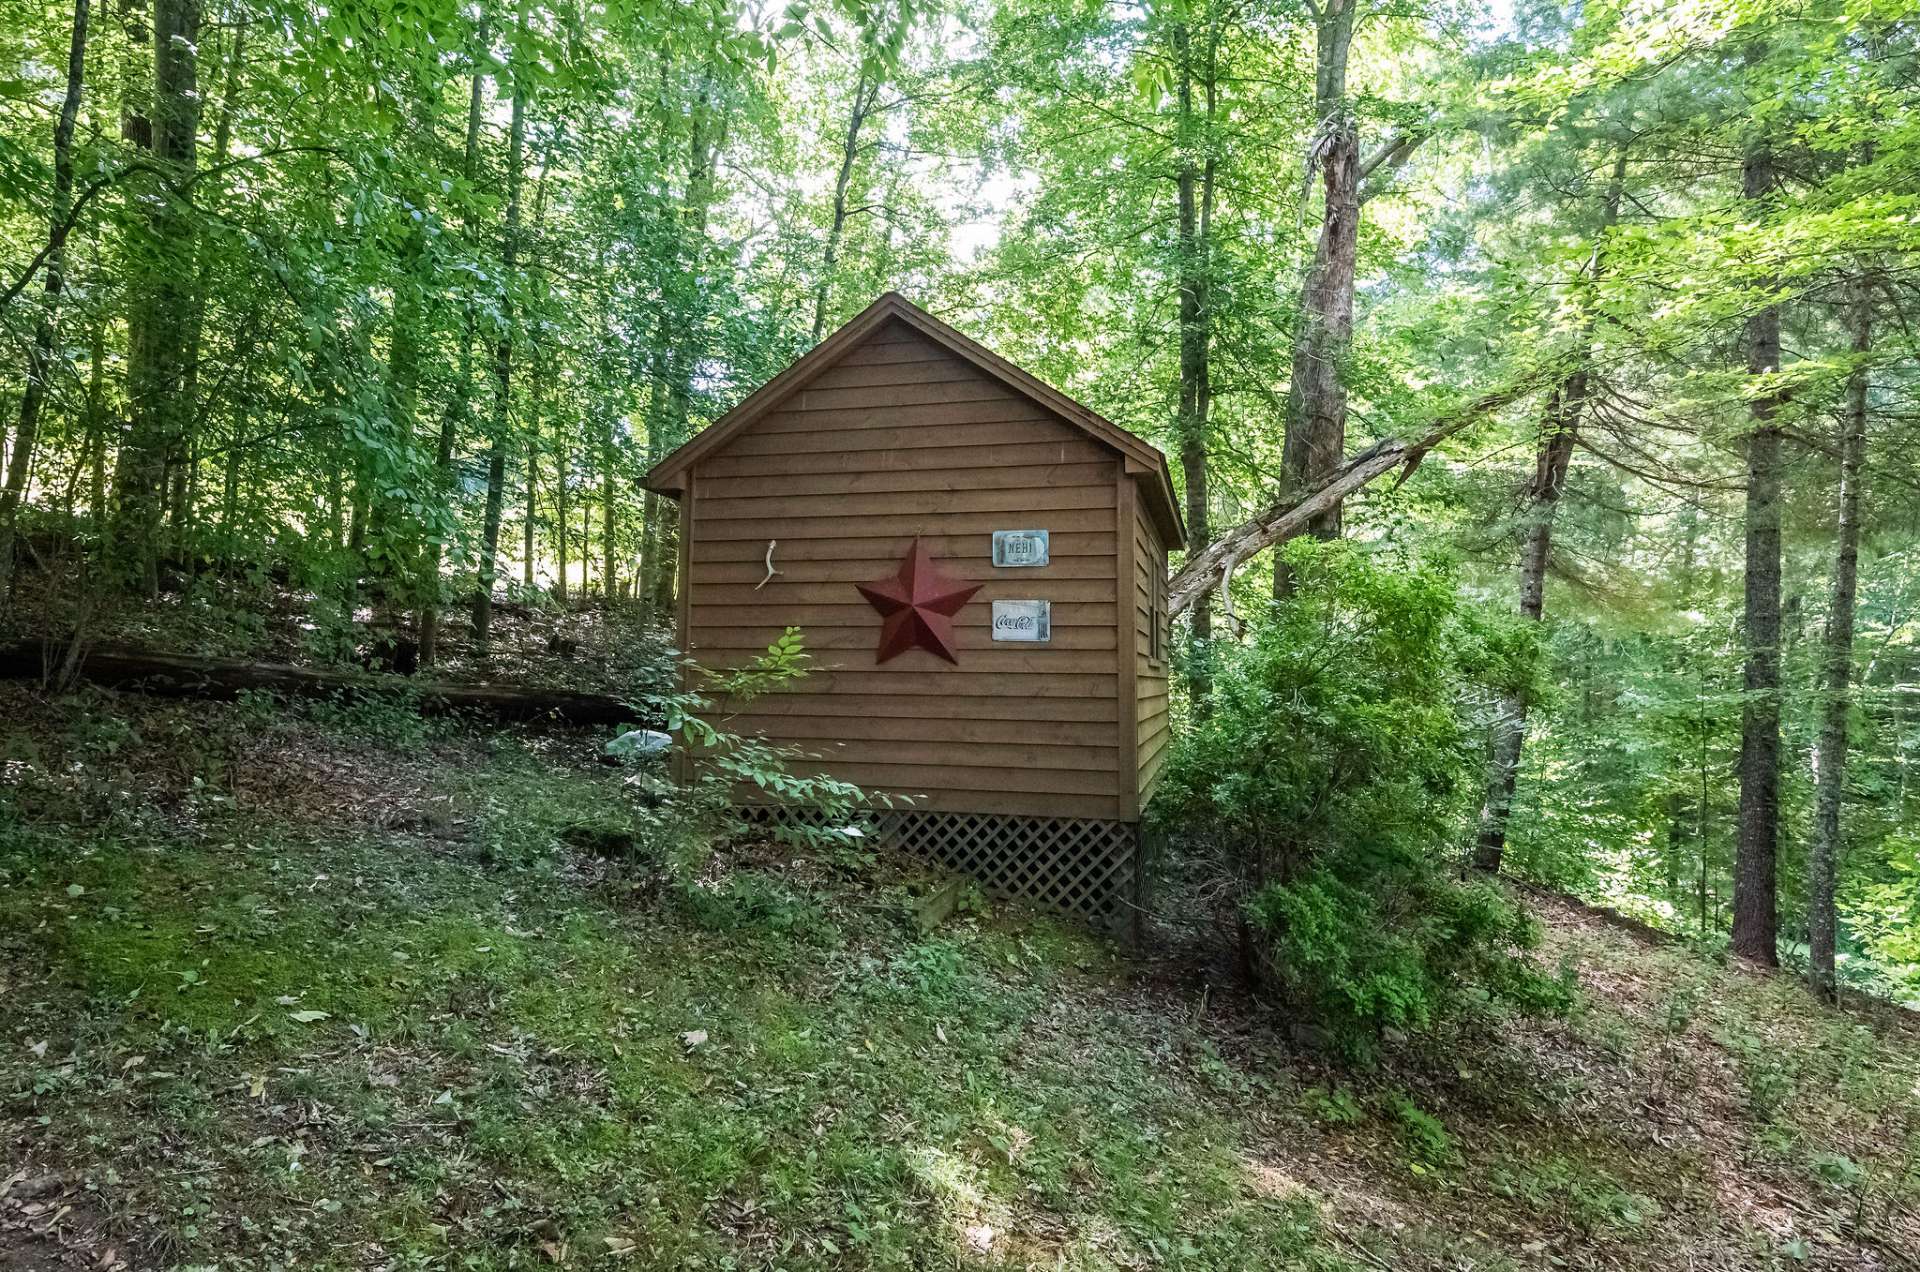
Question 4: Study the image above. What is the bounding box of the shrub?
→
[651,627,902,857]
[1156,540,1563,1059]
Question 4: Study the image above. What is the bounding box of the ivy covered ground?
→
[2,688,1916,1271]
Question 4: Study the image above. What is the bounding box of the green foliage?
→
[1387,1092,1456,1171]
[1159,540,1563,1059]
[661,627,900,856]
[62,699,140,759]
[1299,1085,1366,1127]
[1488,1154,1658,1237]
[301,686,446,753]
[1719,1027,1800,1124]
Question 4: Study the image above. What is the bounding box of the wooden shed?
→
[644,293,1184,927]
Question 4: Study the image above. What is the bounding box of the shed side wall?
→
[684,320,1124,821]
[1134,492,1171,805]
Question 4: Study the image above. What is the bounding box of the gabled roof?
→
[643,293,1185,549]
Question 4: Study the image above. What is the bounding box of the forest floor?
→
[2,686,1918,1271]
[1,564,674,697]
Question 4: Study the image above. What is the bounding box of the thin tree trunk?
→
[1473,152,1626,873]
[166,13,243,578]
[418,49,486,669]
[471,55,527,647]
[523,440,537,587]
[634,55,675,607]
[1173,15,1217,708]
[650,85,728,617]
[1473,382,1582,871]
[1274,0,1357,596]
[219,421,242,558]
[1664,790,1686,916]
[580,473,592,597]
[86,304,107,522]
[381,237,426,626]
[600,410,616,602]
[116,0,201,596]
[638,312,671,609]
[1733,116,1785,969]
[326,435,344,551]
[811,67,878,342]
[0,0,90,601]
[517,140,554,595]
[1808,281,1870,1000]
[553,419,569,601]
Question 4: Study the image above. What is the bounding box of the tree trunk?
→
[522,438,538,587]
[1732,123,1784,969]
[649,87,728,619]
[1472,151,1626,874]
[553,420,569,600]
[600,410,616,602]
[470,48,528,648]
[518,142,555,594]
[0,0,90,602]
[380,234,426,627]
[418,51,487,669]
[166,15,243,578]
[1808,281,1870,1000]
[811,66,879,342]
[580,476,592,596]
[85,301,108,522]
[115,0,201,596]
[1473,381,1584,872]
[1274,0,1357,596]
[637,310,671,610]
[1172,15,1217,708]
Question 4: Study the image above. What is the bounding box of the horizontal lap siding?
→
[1135,496,1171,806]
[686,321,1124,822]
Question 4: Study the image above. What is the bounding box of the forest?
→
[4,0,1920,1267]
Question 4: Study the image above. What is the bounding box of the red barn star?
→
[855,539,981,664]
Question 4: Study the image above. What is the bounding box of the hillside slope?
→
[2,689,1916,1270]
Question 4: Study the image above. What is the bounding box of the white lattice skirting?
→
[743,807,1146,934]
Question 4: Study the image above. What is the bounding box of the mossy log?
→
[0,639,646,725]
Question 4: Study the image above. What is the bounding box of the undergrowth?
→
[3,689,1918,1271]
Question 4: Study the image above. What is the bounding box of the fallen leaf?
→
[28,1040,46,1058]
[680,1030,708,1050]
[288,1010,330,1023]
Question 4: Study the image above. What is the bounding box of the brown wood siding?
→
[683,320,1126,822]
[1134,491,1171,805]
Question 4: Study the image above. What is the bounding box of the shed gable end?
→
[689,319,1105,470]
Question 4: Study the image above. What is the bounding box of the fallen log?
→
[0,640,648,726]
[1169,367,1563,616]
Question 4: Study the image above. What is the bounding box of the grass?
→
[3,688,1918,1270]
[0,693,1333,1270]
